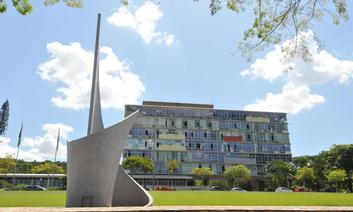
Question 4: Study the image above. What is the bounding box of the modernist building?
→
[123,101,292,190]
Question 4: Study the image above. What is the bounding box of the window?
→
[210,144,214,149]
[144,141,147,147]
[247,134,251,141]
[195,120,200,128]
[234,123,237,129]
[182,120,188,128]
[207,120,212,128]
[145,130,149,136]
[171,119,175,127]
[196,143,201,149]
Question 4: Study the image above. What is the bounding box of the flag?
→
[55,128,60,155]
[17,122,23,147]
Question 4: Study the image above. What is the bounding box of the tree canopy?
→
[224,164,251,187]
[166,160,182,174]
[0,0,82,15]
[266,160,296,190]
[122,156,153,174]
[0,154,15,174]
[192,167,214,186]
[295,166,314,188]
[31,162,64,174]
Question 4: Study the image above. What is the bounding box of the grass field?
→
[1,191,353,207]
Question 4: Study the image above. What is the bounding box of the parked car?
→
[209,186,222,191]
[24,185,47,191]
[275,187,293,192]
[231,187,247,192]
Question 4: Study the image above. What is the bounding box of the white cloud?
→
[244,83,325,113]
[0,123,73,161]
[108,1,175,45]
[242,30,353,114]
[38,42,145,110]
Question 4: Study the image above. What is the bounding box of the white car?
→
[231,187,247,192]
[275,187,293,192]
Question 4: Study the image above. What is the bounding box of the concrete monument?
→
[66,13,153,207]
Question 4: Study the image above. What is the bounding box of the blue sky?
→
[0,0,352,161]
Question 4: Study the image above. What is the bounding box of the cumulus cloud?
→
[244,83,325,113]
[0,123,73,161]
[107,1,175,45]
[38,42,145,110]
[242,30,353,114]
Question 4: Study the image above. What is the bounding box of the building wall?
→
[123,102,292,179]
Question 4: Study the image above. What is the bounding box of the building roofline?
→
[142,101,214,110]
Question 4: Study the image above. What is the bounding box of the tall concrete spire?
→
[87,13,104,135]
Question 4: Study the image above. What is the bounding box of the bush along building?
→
[123,101,292,190]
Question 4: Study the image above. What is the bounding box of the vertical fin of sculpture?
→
[87,13,104,136]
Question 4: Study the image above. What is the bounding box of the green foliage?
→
[192,167,214,186]
[122,156,153,174]
[0,154,15,174]
[326,169,347,191]
[224,164,251,187]
[0,100,9,136]
[0,0,82,15]
[31,162,64,174]
[295,166,314,188]
[194,180,204,186]
[327,169,347,184]
[326,144,353,192]
[0,179,11,188]
[13,183,26,190]
[266,160,296,190]
[166,160,182,174]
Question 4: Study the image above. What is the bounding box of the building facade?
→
[123,101,292,190]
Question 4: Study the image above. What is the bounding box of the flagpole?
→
[12,122,23,189]
[51,128,60,188]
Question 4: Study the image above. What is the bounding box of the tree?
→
[224,164,251,187]
[166,160,182,174]
[166,160,182,186]
[122,156,153,174]
[0,100,9,136]
[0,0,82,15]
[31,162,64,188]
[122,0,349,60]
[326,144,353,192]
[266,160,296,190]
[326,169,346,192]
[192,167,214,186]
[295,166,314,188]
[0,155,15,188]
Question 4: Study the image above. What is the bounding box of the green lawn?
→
[0,191,353,207]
